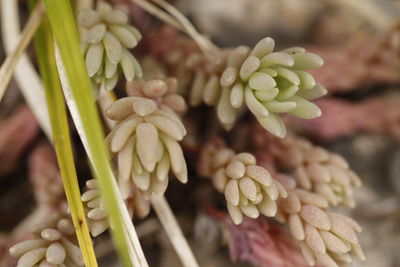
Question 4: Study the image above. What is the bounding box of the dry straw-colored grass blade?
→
[0,2,44,102]
[0,0,52,138]
[151,195,200,267]
[131,0,218,56]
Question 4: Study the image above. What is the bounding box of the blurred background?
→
[0,0,399,266]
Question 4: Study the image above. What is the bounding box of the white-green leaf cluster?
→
[79,2,143,90]
[9,215,84,267]
[106,79,188,198]
[209,150,287,225]
[218,37,327,137]
[81,179,109,237]
[81,178,152,238]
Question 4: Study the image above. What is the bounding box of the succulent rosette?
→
[218,37,327,137]
[78,2,143,90]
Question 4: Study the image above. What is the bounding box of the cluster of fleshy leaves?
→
[275,174,365,267]
[105,78,188,199]
[217,37,326,137]
[146,29,327,138]
[250,131,365,267]
[9,214,84,267]
[251,125,362,208]
[79,1,142,91]
[198,136,365,267]
[198,138,287,225]
[81,178,150,237]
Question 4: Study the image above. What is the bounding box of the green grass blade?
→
[32,12,98,267]
[43,1,134,266]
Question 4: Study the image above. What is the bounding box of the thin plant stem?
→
[151,195,200,267]
[131,0,183,30]
[131,0,219,57]
[154,0,220,56]
[0,0,52,139]
[0,1,44,103]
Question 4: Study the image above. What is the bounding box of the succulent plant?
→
[251,125,362,208]
[152,33,327,137]
[218,38,326,137]
[274,175,365,267]
[9,214,84,267]
[81,178,150,237]
[276,137,362,208]
[125,78,187,115]
[78,1,143,91]
[199,139,287,224]
[106,79,188,198]
[3,1,371,267]
[81,179,109,237]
